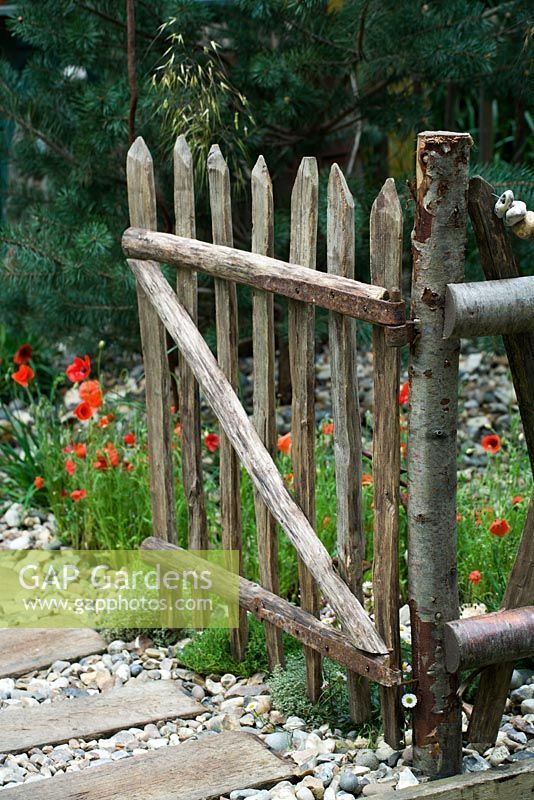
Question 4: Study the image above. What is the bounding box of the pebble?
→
[338,770,362,795]
[395,767,419,789]
[264,732,291,753]
[521,700,534,715]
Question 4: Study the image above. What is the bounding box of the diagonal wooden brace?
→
[127,257,389,657]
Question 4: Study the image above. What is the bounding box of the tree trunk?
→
[408,130,472,778]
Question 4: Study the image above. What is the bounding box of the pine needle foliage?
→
[0,0,532,347]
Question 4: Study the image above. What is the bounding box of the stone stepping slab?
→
[0,731,297,800]
[0,679,203,753]
[0,629,106,678]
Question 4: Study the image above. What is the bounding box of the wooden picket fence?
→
[122,131,534,781]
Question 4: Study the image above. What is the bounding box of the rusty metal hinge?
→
[385,319,420,347]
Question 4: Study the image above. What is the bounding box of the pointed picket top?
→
[370,178,403,288]
[251,156,274,257]
[208,144,232,246]
[174,135,195,239]
[327,163,355,280]
[126,136,156,230]
[290,157,318,269]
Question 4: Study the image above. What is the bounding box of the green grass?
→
[1,356,531,612]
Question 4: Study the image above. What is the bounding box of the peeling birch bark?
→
[408,131,472,778]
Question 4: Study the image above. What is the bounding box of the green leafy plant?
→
[178,616,301,678]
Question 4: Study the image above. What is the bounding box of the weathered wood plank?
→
[122,229,406,326]
[394,760,534,799]
[443,276,534,338]
[208,144,248,660]
[127,137,176,543]
[0,629,105,679]
[251,155,284,670]
[408,131,472,778]
[0,679,203,753]
[327,163,371,723]
[467,175,534,471]
[174,135,208,550]
[468,490,534,745]
[142,537,401,685]
[0,731,297,800]
[370,177,404,748]
[289,157,322,702]
[128,258,388,656]
[466,175,534,746]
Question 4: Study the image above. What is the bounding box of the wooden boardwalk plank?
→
[394,760,534,799]
[0,629,105,679]
[0,731,297,800]
[0,679,203,753]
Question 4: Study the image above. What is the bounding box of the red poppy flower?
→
[468,570,482,585]
[13,343,32,365]
[481,434,501,454]
[60,489,68,498]
[63,443,74,454]
[79,380,102,410]
[174,423,182,437]
[322,515,330,529]
[284,472,294,486]
[123,432,136,446]
[323,422,334,436]
[277,432,292,456]
[399,381,409,405]
[362,473,373,486]
[66,355,91,383]
[34,476,44,490]
[93,443,120,470]
[97,414,114,428]
[204,433,220,453]
[74,402,94,422]
[74,442,87,459]
[71,489,87,502]
[12,364,35,388]
[123,462,134,472]
[65,458,76,476]
[512,496,523,505]
[489,518,511,537]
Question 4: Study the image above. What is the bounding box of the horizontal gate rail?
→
[444,605,534,672]
[122,228,405,326]
[141,537,401,686]
[127,256,389,657]
[443,276,534,338]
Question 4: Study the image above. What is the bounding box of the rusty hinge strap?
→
[385,319,420,347]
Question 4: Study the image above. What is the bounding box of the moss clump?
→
[177,617,301,677]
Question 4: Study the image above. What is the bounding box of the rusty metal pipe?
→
[444,606,534,673]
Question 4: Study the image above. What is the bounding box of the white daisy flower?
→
[402,661,412,673]
[402,693,417,709]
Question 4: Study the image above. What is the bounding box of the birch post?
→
[208,145,248,659]
[327,164,371,723]
[251,156,284,669]
[288,158,322,702]
[174,136,208,550]
[370,178,404,747]
[408,131,472,778]
[126,137,176,543]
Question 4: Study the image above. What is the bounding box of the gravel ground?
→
[0,636,533,795]
[0,345,531,795]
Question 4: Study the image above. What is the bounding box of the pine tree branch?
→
[0,106,75,164]
[126,0,138,145]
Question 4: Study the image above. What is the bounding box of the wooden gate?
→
[122,130,534,780]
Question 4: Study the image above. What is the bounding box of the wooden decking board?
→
[0,731,297,800]
[395,759,534,798]
[0,680,203,753]
[0,629,106,678]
